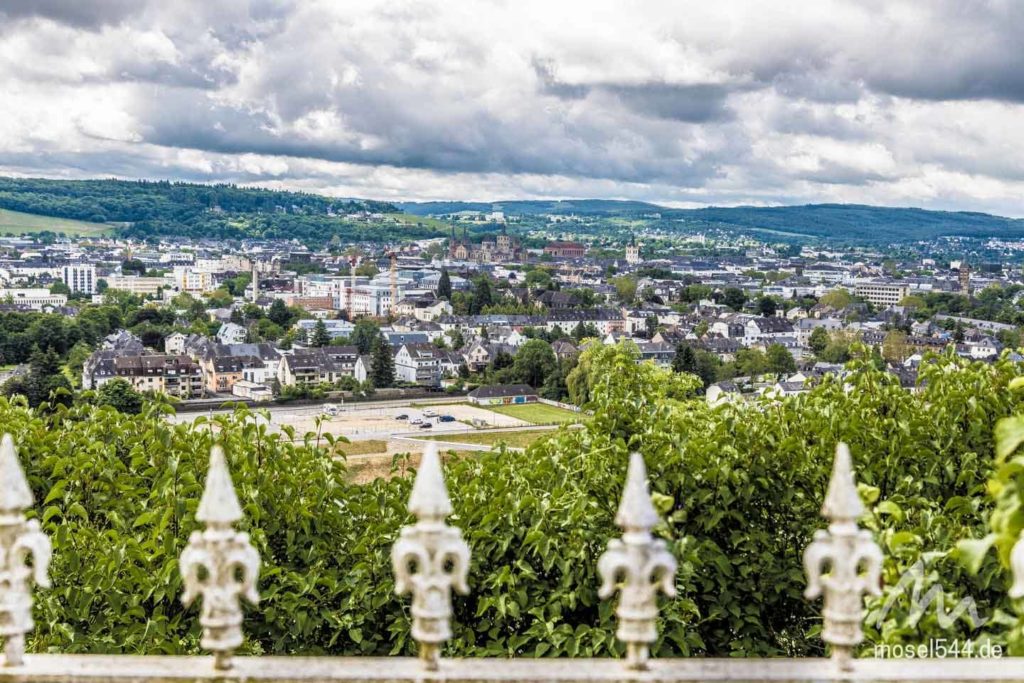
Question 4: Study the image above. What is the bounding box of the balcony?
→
[0,433,1021,682]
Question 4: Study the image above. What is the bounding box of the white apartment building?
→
[173,266,216,294]
[62,264,96,294]
[854,280,911,308]
[105,275,169,297]
[0,288,68,310]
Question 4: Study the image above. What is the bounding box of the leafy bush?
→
[2,342,1023,657]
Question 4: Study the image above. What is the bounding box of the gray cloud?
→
[0,0,140,29]
[1,0,1024,213]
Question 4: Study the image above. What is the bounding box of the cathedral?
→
[448,226,523,263]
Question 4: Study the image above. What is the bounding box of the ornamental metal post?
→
[391,443,470,671]
[180,446,260,670]
[0,434,51,667]
[803,443,882,672]
[1010,532,1024,599]
[598,452,677,670]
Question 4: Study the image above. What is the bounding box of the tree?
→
[3,346,72,407]
[819,289,853,309]
[672,344,697,374]
[765,343,796,375]
[437,269,452,299]
[448,328,465,350]
[351,319,381,355]
[612,276,638,304]
[268,299,293,327]
[882,330,910,363]
[722,287,747,311]
[757,297,778,317]
[470,276,493,314]
[50,280,71,296]
[121,258,146,276]
[97,378,144,414]
[370,334,395,388]
[512,339,557,388]
[808,326,830,356]
[310,319,331,347]
[644,315,658,339]
[355,261,379,277]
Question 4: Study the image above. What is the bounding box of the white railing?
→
[0,432,1023,681]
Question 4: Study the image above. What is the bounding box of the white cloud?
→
[0,0,1022,214]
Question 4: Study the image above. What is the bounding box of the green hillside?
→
[664,204,1024,243]
[0,208,112,236]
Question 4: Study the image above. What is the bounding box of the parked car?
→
[410,418,423,425]
[422,409,437,417]
[396,414,409,420]
[419,422,433,429]
[438,415,456,423]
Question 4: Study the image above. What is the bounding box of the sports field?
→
[482,403,580,425]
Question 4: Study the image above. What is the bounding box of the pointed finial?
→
[392,442,470,670]
[0,434,33,513]
[409,443,452,521]
[196,446,243,525]
[598,452,677,670]
[0,434,51,666]
[615,452,660,533]
[821,442,864,522]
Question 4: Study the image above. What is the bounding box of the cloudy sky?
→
[1,0,1023,214]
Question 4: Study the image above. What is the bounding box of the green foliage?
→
[370,334,395,388]
[96,378,144,415]
[0,177,412,247]
[4,343,1024,658]
[310,320,331,347]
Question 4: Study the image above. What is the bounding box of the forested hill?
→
[665,204,1024,243]
[403,199,1023,243]
[0,177,418,245]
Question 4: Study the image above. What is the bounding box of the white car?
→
[422,409,437,417]
[410,418,424,425]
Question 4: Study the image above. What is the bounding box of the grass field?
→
[0,209,113,236]
[483,403,580,425]
[422,429,554,449]
[385,212,453,231]
[338,439,388,456]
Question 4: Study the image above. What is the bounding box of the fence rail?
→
[0,432,1022,680]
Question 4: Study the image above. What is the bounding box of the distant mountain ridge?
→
[398,199,663,216]
[402,199,1024,243]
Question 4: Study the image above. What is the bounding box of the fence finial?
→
[1009,534,1024,599]
[391,444,470,671]
[598,452,676,670]
[0,433,51,667]
[180,446,260,670]
[803,443,882,672]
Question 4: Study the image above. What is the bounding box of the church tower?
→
[625,234,641,265]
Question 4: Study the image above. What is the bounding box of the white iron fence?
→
[0,432,1022,681]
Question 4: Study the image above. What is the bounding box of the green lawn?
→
[483,403,580,425]
[385,212,453,231]
[0,209,113,236]
[422,429,554,449]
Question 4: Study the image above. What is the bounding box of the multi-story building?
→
[105,275,168,297]
[543,242,588,259]
[854,281,910,308]
[85,354,204,398]
[0,288,68,311]
[62,263,96,294]
[394,343,442,386]
[173,266,216,294]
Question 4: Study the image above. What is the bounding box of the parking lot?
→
[170,400,529,441]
